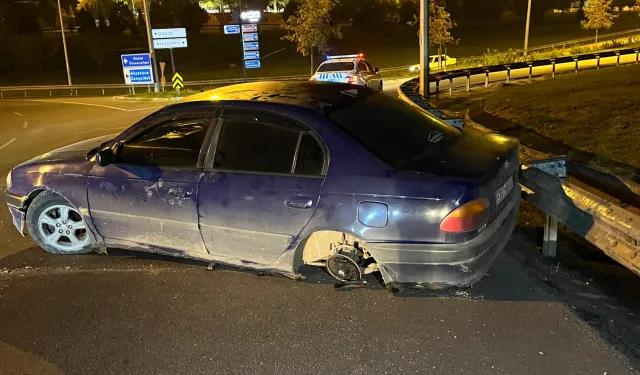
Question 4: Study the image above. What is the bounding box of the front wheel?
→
[26,191,97,255]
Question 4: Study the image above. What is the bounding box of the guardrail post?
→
[435,78,440,99]
[616,51,620,67]
[527,62,533,82]
[551,59,556,78]
[49,91,52,96]
[102,89,105,96]
[449,77,453,96]
[635,49,639,64]
[0,92,3,98]
[24,92,27,97]
[573,57,579,74]
[484,69,489,88]
[542,216,558,258]
[505,65,511,83]
[465,71,470,92]
[596,54,601,69]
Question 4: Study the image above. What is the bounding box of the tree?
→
[5,2,41,34]
[282,0,299,21]
[282,0,343,75]
[581,0,617,43]
[178,1,208,34]
[75,8,97,32]
[108,2,135,34]
[429,1,456,67]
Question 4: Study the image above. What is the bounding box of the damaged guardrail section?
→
[398,85,640,277]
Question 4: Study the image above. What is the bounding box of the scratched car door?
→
[87,109,217,254]
[197,109,326,265]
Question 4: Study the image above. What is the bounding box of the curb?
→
[111,96,182,102]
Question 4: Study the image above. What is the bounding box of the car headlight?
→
[6,171,11,189]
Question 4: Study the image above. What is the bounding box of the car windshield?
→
[325,92,460,169]
[317,62,354,72]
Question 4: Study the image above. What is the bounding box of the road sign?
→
[152,28,186,39]
[242,32,258,42]
[245,60,261,69]
[224,24,240,34]
[121,53,151,67]
[243,42,259,51]
[125,68,154,84]
[159,62,166,89]
[244,51,260,60]
[172,73,184,89]
[154,38,188,49]
[242,24,258,33]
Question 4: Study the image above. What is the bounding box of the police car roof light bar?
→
[326,53,364,60]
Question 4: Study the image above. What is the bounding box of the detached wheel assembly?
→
[326,253,362,282]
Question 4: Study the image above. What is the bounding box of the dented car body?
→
[4,82,520,288]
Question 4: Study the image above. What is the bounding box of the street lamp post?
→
[523,0,532,58]
[57,0,72,86]
[142,0,160,92]
[419,0,429,97]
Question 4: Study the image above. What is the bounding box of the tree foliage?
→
[282,0,343,56]
[178,1,208,34]
[581,0,617,42]
[108,2,136,34]
[429,1,456,48]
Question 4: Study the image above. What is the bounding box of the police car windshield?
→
[317,62,354,72]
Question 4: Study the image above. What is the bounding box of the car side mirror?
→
[374,66,380,73]
[96,148,115,167]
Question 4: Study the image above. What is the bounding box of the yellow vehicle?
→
[409,55,457,72]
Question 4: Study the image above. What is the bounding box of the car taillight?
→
[348,75,358,83]
[439,198,490,233]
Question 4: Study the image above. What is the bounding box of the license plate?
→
[495,177,514,206]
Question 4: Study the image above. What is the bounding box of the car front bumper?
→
[367,188,521,288]
[4,190,27,236]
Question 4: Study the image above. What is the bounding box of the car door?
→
[198,108,327,265]
[88,108,218,254]
[357,60,373,88]
[364,60,381,89]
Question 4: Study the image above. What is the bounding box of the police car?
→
[310,54,383,90]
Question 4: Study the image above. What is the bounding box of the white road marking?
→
[22,121,28,129]
[13,112,22,116]
[21,99,160,112]
[0,138,16,151]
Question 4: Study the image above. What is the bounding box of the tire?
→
[26,191,97,255]
[379,81,384,91]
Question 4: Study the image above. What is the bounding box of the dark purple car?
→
[4,82,520,288]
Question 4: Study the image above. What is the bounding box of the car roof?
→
[181,81,376,112]
[322,57,359,63]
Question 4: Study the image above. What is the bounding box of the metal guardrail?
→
[397,74,640,277]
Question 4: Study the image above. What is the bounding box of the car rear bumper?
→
[4,190,27,236]
[367,187,520,288]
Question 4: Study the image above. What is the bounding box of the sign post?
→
[159,62,166,91]
[121,53,155,93]
[225,9,261,82]
[142,0,159,92]
[152,28,188,81]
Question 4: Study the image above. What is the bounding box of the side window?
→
[357,60,368,72]
[214,110,325,176]
[117,114,212,168]
[294,133,324,176]
[364,61,374,72]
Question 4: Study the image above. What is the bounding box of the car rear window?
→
[325,92,460,169]
[317,62,354,72]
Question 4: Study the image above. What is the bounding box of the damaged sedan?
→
[4,82,520,288]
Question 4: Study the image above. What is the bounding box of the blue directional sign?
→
[224,24,240,34]
[242,32,259,42]
[127,68,154,83]
[244,51,260,60]
[243,42,259,51]
[245,59,261,69]
[121,53,151,67]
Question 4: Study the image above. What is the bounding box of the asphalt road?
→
[0,98,637,374]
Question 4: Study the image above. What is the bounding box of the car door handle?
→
[285,197,313,209]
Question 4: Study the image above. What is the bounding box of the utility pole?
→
[57,0,72,86]
[143,0,160,92]
[239,0,247,82]
[523,0,532,58]
[419,0,429,97]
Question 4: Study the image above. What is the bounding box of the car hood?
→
[15,134,117,174]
